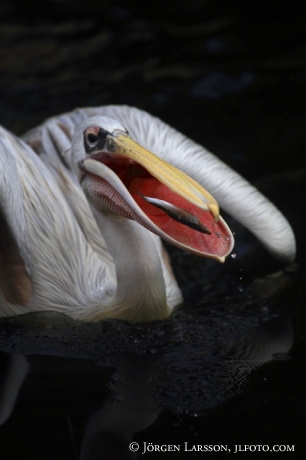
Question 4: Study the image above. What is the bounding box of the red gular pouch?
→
[83,153,234,262]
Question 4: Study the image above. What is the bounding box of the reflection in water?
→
[82,315,293,459]
[80,355,161,460]
[0,295,294,458]
[0,354,29,426]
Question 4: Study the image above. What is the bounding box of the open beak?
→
[81,130,234,262]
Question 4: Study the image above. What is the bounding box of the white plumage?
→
[0,105,295,322]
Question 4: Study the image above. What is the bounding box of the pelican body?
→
[0,106,296,322]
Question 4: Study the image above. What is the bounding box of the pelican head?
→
[70,116,234,262]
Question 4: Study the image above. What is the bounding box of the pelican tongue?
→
[138,193,212,235]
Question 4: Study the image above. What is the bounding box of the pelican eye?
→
[86,132,99,146]
[84,126,108,154]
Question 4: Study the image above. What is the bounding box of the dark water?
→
[0,1,305,458]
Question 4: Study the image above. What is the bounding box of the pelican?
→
[0,105,296,322]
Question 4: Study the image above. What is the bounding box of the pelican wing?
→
[0,127,117,319]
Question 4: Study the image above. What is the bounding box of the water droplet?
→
[238,287,243,292]
[194,413,198,417]
[239,276,243,280]
[231,253,236,258]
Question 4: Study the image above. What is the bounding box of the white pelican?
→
[0,106,295,322]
